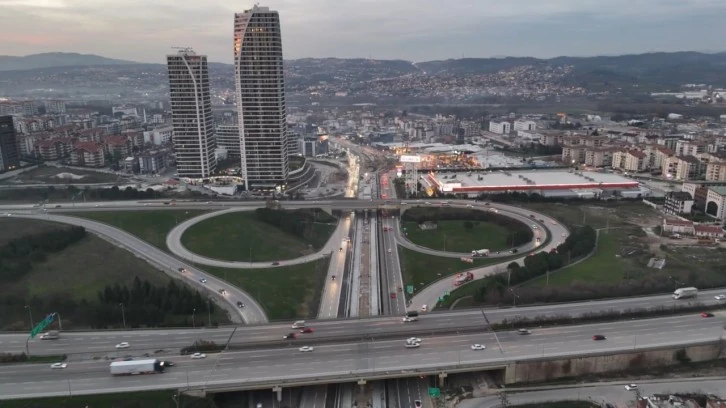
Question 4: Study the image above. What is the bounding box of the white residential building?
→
[489,121,511,135]
[513,120,536,132]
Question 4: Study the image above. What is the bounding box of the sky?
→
[1,0,725,63]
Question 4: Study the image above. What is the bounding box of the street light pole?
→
[24,305,34,330]
[119,303,126,329]
[192,308,196,328]
[207,299,212,327]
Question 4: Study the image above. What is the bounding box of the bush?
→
[180,340,224,355]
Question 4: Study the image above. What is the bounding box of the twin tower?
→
[167,5,289,190]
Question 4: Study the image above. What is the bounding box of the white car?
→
[404,342,421,348]
[191,352,206,359]
[715,294,726,301]
[388,248,392,253]
[299,346,314,352]
[420,304,428,312]
[50,362,67,369]
[115,342,130,349]
[470,344,486,351]
[625,384,638,391]
[406,337,422,344]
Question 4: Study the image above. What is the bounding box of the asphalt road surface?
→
[3,290,723,357]
[1,315,722,400]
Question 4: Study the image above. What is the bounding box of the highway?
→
[1,315,723,400]
[317,215,354,319]
[3,289,724,357]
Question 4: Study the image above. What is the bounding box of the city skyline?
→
[1,0,724,63]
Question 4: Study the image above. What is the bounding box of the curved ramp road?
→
[166,207,347,268]
[395,202,557,259]
[0,316,722,399]
[402,202,569,312]
[9,213,268,324]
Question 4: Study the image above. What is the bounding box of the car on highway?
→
[177,267,187,273]
[390,292,397,299]
[420,304,428,312]
[339,247,343,252]
[701,312,715,318]
[115,342,130,349]
[199,278,207,284]
[283,333,297,339]
[517,329,531,335]
[299,346,314,352]
[271,262,280,266]
[624,384,638,391]
[388,248,392,253]
[414,401,422,408]
[236,301,245,308]
[50,362,67,369]
[406,337,421,344]
[332,275,336,280]
[218,288,227,295]
[715,294,726,300]
[161,361,175,367]
[404,342,421,348]
[592,335,606,341]
[470,344,486,351]
[300,328,314,333]
[191,353,206,359]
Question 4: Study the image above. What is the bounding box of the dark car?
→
[283,333,297,340]
[592,334,606,341]
[161,361,175,367]
[701,312,715,318]
[236,301,245,308]
[271,262,280,266]
[300,328,314,334]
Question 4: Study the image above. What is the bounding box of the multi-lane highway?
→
[1,315,722,400]
[3,288,723,357]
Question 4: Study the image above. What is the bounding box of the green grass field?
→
[0,390,217,408]
[202,258,330,321]
[0,218,216,329]
[71,210,207,249]
[403,220,512,253]
[398,246,512,298]
[181,211,336,262]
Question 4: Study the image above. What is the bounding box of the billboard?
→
[399,155,421,163]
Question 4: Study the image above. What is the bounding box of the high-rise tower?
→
[166,48,217,178]
[0,115,20,172]
[234,5,289,190]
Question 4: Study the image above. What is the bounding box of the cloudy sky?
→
[1,0,724,63]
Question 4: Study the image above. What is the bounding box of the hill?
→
[0,52,139,71]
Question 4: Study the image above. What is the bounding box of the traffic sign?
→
[428,387,440,398]
[30,313,56,338]
[406,284,414,294]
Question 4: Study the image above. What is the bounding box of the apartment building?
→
[675,140,706,156]
[612,150,647,172]
[215,124,241,158]
[34,138,73,160]
[584,148,614,168]
[513,120,536,132]
[105,135,132,157]
[143,125,172,146]
[561,146,586,164]
[488,121,511,134]
[234,5,289,189]
[70,142,105,167]
[166,48,217,178]
[644,146,674,172]
[706,186,726,219]
[0,116,20,171]
[674,155,706,180]
[663,191,694,215]
[706,161,726,181]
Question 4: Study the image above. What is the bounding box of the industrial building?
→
[424,169,643,198]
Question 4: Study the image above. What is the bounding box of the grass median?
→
[201,257,330,321]
[72,210,207,249]
[181,211,336,262]
[403,220,513,253]
[398,246,514,298]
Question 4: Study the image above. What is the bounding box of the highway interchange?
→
[1,151,724,406]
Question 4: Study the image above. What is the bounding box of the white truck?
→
[471,249,490,257]
[673,287,698,300]
[109,359,165,375]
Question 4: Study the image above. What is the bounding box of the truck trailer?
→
[109,359,165,375]
[471,249,489,257]
[672,287,698,300]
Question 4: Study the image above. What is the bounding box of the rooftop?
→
[429,169,639,192]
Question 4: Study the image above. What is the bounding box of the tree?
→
[463,221,474,231]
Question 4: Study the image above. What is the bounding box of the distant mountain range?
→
[0,52,139,71]
[2,51,726,90]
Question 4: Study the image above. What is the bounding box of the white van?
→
[291,320,306,329]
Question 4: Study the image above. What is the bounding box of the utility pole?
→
[119,303,126,329]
